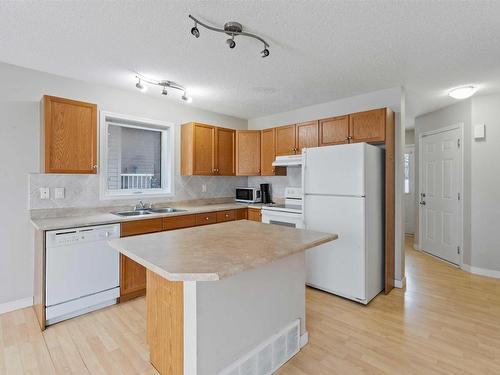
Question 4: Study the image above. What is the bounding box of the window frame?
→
[99,111,175,200]
[403,146,415,195]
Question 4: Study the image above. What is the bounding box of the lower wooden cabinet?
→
[119,255,147,302]
[247,208,262,222]
[236,208,248,220]
[217,210,236,222]
[163,214,196,230]
[195,212,218,226]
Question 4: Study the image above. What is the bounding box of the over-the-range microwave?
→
[235,187,261,203]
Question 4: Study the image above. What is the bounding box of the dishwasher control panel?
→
[46,224,120,247]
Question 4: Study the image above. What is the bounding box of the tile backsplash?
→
[29,173,248,210]
[248,167,302,199]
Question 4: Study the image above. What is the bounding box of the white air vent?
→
[219,320,301,375]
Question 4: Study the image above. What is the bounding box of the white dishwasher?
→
[45,224,120,325]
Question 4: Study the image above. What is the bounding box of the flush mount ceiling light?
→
[448,85,477,100]
[188,14,270,58]
[135,75,192,103]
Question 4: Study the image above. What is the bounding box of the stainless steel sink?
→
[149,208,186,214]
[112,208,186,217]
[112,210,152,217]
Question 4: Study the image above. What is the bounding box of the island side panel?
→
[146,270,184,375]
[33,228,46,330]
[195,252,306,375]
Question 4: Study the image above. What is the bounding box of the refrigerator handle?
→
[301,150,306,199]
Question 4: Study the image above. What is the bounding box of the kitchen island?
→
[108,220,337,375]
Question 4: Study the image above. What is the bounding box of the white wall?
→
[0,62,248,308]
[405,129,415,145]
[414,100,472,265]
[248,87,406,284]
[470,94,500,273]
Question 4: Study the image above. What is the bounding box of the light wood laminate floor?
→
[1,236,500,374]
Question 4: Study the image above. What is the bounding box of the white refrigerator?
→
[303,143,384,304]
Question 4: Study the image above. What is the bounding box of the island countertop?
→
[108,220,337,282]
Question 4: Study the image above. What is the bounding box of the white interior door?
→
[404,145,416,234]
[419,128,461,265]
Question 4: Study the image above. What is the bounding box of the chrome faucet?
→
[134,200,152,211]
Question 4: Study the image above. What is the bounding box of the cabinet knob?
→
[225,214,229,217]
[205,217,209,220]
[93,165,97,169]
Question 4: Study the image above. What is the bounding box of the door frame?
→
[403,144,415,235]
[417,123,464,266]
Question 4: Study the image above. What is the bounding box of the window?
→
[100,112,174,199]
[404,149,414,194]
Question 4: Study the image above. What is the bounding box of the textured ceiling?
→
[1,1,500,119]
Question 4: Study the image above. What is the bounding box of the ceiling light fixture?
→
[135,75,192,103]
[188,14,270,58]
[448,85,477,100]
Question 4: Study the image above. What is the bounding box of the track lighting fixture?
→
[188,14,270,58]
[135,78,147,92]
[135,75,192,103]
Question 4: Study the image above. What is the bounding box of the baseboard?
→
[0,297,33,315]
[462,264,500,279]
[413,242,421,251]
[394,277,406,289]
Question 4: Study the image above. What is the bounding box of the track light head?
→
[226,37,236,49]
[261,48,270,58]
[191,25,200,38]
[135,78,147,92]
[181,93,193,103]
[161,87,168,96]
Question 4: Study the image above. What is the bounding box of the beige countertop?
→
[30,202,262,231]
[108,220,337,282]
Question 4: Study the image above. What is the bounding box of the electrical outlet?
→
[55,187,65,199]
[202,184,207,193]
[40,187,49,200]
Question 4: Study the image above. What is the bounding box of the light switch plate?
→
[474,124,485,139]
[40,187,49,200]
[55,187,65,199]
[202,184,207,193]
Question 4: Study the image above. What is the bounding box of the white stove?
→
[261,187,304,228]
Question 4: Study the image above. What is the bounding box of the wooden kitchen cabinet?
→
[236,130,261,176]
[319,115,349,146]
[296,120,319,153]
[181,122,235,176]
[42,95,97,174]
[260,128,286,176]
[195,212,218,226]
[275,125,297,156]
[215,127,236,175]
[216,210,236,222]
[163,214,197,231]
[120,218,163,302]
[236,208,248,220]
[349,108,387,144]
[247,208,262,222]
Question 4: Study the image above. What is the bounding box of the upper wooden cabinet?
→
[319,116,349,146]
[214,127,236,175]
[296,121,319,153]
[181,122,235,176]
[42,95,97,174]
[236,130,261,176]
[275,125,297,156]
[349,108,387,144]
[260,128,286,176]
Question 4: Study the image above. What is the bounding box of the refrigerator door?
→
[304,194,366,302]
[303,143,366,196]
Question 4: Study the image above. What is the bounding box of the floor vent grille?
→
[219,319,300,375]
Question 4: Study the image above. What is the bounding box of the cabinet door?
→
[260,128,286,176]
[193,123,216,175]
[247,208,262,222]
[216,210,236,222]
[215,127,235,176]
[349,108,386,144]
[195,212,218,226]
[319,116,349,146]
[236,131,261,176]
[163,215,197,230]
[43,96,97,174]
[235,208,248,220]
[296,121,319,153]
[275,125,297,156]
[120,255,147,302]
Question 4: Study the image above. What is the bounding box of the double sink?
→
[112,207,186,217]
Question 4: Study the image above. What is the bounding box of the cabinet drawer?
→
[163,215,197,231]
[195,212,218,226]
[216,210,236,223]
[121,218,163,237]
[247,208,262,222]
[235,208,248,220]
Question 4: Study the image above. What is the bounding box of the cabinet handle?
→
[205,217,209,220]
[225,214,229,217]
[93,165,97,169]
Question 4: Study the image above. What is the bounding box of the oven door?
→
[261,210,304,229]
